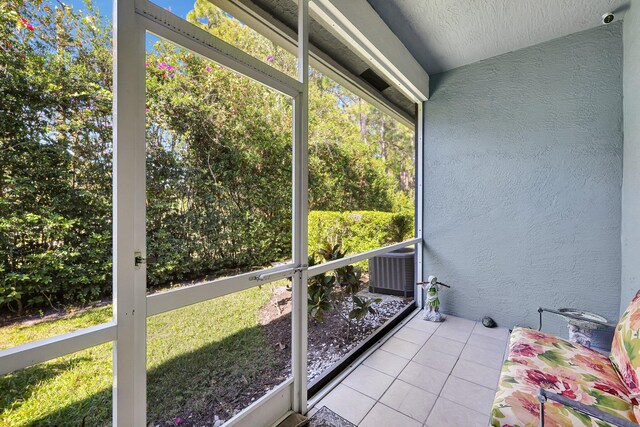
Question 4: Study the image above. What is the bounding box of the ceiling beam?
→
[309,0,429,102]
[209,0,415,127]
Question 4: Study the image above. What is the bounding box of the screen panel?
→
[306,70,415,273]
[145,35,293,295]
[146,283,292,425]
[0,0,114,349]
[306,260,414,383]
[147,0,297,79]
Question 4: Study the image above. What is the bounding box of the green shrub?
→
[308,211,414,259]
[0,0,414,317]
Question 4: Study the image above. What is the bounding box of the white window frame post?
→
[113,0,147,424]
[415,102,424,308]
[292,0,310,415]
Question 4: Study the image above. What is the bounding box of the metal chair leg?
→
[537,388,546,427]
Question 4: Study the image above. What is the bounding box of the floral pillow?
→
[610,290,640,397]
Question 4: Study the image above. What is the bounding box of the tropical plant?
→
[349,295,381,322]
[306,254,335,320]
[307,243,381,339]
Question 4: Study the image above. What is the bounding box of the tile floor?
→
[310,311,511,427]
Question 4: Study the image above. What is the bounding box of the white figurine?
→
[418,275,449,322]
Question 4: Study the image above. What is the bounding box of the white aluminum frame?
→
[147,263,297,316]
[307,238,419,278]
[308,0,429,103]
[0,322,117,376]
[113,0,147,423]
[415,103,425,307]
[0,0,425,425]
[140,1,302,98]
[292,0,310,414]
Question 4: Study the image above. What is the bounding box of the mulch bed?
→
[258,284,411,381]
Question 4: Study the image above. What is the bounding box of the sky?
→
[64,0,195,21]
[62,0,198,50]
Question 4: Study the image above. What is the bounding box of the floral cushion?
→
[610,290,640,398]
[491,327,638,427]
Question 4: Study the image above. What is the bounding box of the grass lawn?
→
[0,283,285,426]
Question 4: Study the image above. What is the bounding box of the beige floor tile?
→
[460,344,504,370]
[379,379,437,423]
[307,407,318,418]
[433,323,473,343]
[405,315,442,333]
[342,364,395,399]
[441,315,477,329]
[451,359,502,390]
[423,335,465,357]
[407,310,422,320]
[316,384,376,425]
[472,323,510,342]
[440,376,496,415]
[358,402,423,427]
[425,397,489,427]
[467,333,509,353]
[363,349,410,377]
[412,346,458,373]
[393,325,432,345]
[398,361,449,395]
[380,337,422,359]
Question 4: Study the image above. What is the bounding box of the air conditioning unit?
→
[369,247,415,297]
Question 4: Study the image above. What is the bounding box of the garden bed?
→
[258,284,412,382]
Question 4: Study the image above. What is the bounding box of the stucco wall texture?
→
[422,23,623,336]
[621,1,640,314]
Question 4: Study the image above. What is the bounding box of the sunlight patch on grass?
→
[0,343,112,427]
[0,306,113,351]
[146,283,282,423]
[0,283,285,426]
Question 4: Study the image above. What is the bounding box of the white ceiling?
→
[367,0,629,74]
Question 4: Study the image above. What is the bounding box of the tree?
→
[0,0,413,316]
[0,0,112,315]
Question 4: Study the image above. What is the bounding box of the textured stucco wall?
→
[621,1,640,313]
[368,0,628,74]
[422,24,623,336]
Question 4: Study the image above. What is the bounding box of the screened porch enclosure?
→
[1,0,638,426]
[0,0,427,425]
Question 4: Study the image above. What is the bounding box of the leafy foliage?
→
[349,295,382,321]
[306,211,413,331]
[0,0,414,316]
[144,42,294,286]
[0,0,113,314]
[307,243,382,337]
[308,211,414,258]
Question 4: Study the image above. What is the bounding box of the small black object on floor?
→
[309,406,356,427]
[482,316,497,328]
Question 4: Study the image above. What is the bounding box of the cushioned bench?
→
[491,291,640,426]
